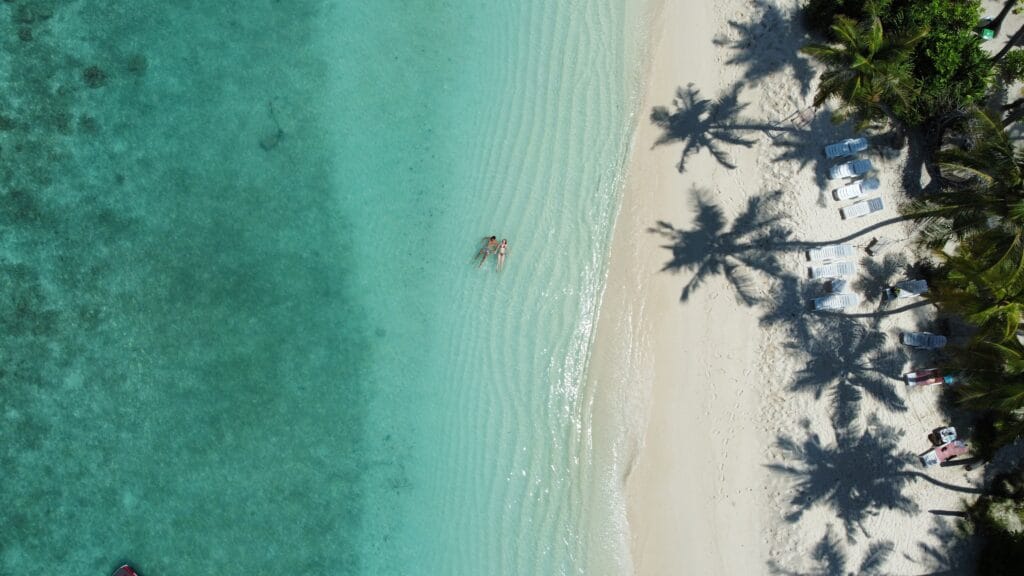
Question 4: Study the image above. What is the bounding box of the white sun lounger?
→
[883,279,929,300]
[813,293,861,311]
[841,197,884,219]
[806,244,855,261]
[809,260,856,279]
[901,332,947,349]
[824,137,869,159]
[829,158,873,180]
[833,177,880,201]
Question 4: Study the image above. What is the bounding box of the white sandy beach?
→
[588,0,1008,573]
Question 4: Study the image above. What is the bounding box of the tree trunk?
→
[993,22,1024,63]
[1002,96,1024,111]
[1004,104,1024,127]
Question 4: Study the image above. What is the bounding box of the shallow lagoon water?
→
[1,1,643,573]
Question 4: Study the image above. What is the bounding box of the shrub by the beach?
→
[1000,49,1024,81]
[903,0,993,116]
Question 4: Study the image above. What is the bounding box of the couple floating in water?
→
[476,235,508,271]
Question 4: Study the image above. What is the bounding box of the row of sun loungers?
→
[823,140,967,470]
[806,241,860,310]
[824,138,887,220]
[824,140,960,468]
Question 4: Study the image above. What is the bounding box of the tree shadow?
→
[651,83,762,172]
[852,253,911,304]
[768,524,894,575]
[787,316,908,431]
[910,515,978,575]
[712,0,814,98]
[760,274,820,345]
[769,415,920,540]
[649,188,792,305]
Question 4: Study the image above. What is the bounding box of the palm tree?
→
[903,106,1024,256]
[954,337,1024,445]
[801,14,927,129]
[932,239,1024,344]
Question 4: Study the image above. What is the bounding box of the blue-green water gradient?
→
[1,1,643,574]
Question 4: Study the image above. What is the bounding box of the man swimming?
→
[477,236,499,268]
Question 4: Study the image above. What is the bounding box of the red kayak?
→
[113,566,139,576]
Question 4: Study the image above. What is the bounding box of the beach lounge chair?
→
[829,158,873,180]
[901,332,947,349]
[813,293,861,311]
[903,368,957,387]
[883,279,929,300]
[920,440,969,467]
[809,260,856,279]
[841,197,884,219]
[832,177,880,201]
[824,137,869,159]
[806,244,855,262]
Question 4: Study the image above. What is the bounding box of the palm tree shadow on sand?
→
[767,524,894,575]
[913,515,979,575]
[769,415,920,541]
[712,0,815,98]
[650,83,763,172]
[649,188,792,305]
[787,315,908,432]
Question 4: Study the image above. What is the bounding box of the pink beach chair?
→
[920,440,969,467]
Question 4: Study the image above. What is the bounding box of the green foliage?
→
[967,484,1024,575]
[906,0,994,110]
[801,14,926,129]
[802,0,994,125]
[1001,49,1024,81]
[803,0,875,35]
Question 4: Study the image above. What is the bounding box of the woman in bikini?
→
[477,236,499,268]
[496,239,508,272]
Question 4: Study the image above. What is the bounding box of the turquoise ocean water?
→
[1,1,644,574]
